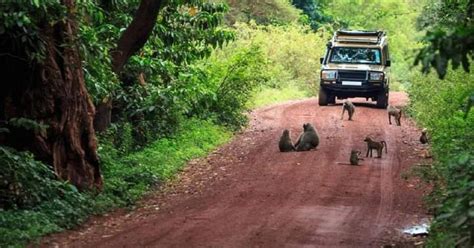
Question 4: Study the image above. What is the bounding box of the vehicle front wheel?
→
[376,89,388,108]
[319,89,328,106]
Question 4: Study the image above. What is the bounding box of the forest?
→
[0,0,472,247]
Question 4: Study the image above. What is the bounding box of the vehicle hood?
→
[322,64,385,71]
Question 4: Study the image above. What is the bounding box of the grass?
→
[249,84,311,108]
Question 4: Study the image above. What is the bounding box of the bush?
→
[0,147,92,247]
[190,22,327,111]
[183,44,268,128]
[408,67,474,247]
[0,119,231,247]
[233,22,327,94]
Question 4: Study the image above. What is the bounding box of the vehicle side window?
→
[383,45,390,63]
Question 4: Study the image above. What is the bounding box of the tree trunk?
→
[111,0,164,74]
[94,98,112,133]
[0,0,102,190]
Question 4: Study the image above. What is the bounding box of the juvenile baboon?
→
[341,100,355,121]
[387,105,402,126]
[295,123,320,151]
[279,129,295,152]
[419,128,429,144]
[350,150,364,165]
[364,137,387,158]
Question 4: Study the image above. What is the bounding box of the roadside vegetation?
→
[0,0,472,247]
[407,1,474,246]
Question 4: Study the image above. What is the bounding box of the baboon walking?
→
[295,123,319,151]
[387,105,402,126]
[364,137,387,158]
[279,129,295,152]
[341,100,355,121]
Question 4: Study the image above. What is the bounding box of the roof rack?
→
[333,30,385,44]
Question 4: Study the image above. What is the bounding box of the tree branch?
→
[111,0,164,74]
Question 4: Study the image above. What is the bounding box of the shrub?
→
[0,119,231,247]
[0,147,92,247]
[408,67,474,247]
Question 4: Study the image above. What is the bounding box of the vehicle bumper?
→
[320,80,386,97]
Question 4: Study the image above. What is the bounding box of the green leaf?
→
[32,0,40,8]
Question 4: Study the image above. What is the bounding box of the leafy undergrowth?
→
[408,68,474,247]
[0,119,231,247]
[249,84,310,108]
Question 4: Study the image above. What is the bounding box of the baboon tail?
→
[382,141,388,153]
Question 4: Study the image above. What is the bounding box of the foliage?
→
[322,0,423,90]
[234,22,327,94]
[0,0,66,62]
[426,154,474,248]
[75,0,235,146]
[291,0,332,30]
[223,0,301,25]
[408,67,474,247]
[181,44,268,128]
[0,146,93,247]
[176,22,326,127]
[0,119,230,247]
[415,0,474,79]
[0,147,79,210]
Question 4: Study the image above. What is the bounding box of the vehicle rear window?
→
[329,47,381,65]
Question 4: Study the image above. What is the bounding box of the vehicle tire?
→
[328,95,336,104]
[376,89,388,108]
[319,88,328,106]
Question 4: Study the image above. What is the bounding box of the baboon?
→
[279,129,295,152]
[295,123,320,151]
[350,150,364,165]
[364,137,387,158]
[341,100,355,121]
[419,128,428,144]
[387,105,402,126]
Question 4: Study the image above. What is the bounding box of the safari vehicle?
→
[319,30,390,108]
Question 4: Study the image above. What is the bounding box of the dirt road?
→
[40,92,430,247]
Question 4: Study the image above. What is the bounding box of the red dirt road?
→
[39,92,430,248]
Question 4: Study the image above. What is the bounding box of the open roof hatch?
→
[334,30,385,44]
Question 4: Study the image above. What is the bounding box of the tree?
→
[93,0,165,131]
[415,0,474,79]
[291,0,331,30]
[0,0,233,189]
[0,0,101,190]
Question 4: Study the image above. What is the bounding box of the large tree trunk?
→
[0,0,102,190]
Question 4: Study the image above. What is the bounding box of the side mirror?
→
[320,57,324,64]
[386,60,391,67]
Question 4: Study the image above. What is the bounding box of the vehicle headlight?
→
[369,72,384,81]
[322,70,337,80]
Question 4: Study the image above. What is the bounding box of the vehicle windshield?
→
[329,47,381,64]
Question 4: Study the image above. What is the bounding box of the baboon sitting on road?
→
[279,129,295,152]
[295,123,320,152]
[364,137,387,158]
[350,150,364,165]
[341,100,355,121]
